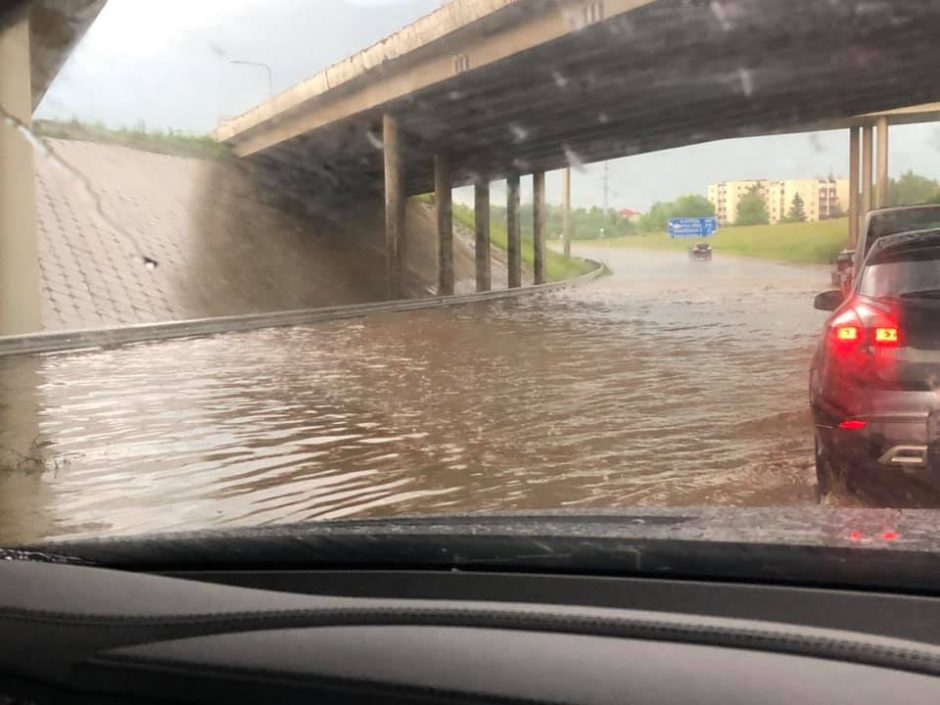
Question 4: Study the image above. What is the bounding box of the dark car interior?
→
[4,513,940,705]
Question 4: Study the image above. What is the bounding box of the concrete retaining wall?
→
[33,138,512,331]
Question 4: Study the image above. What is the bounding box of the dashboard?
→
[3,557,940,704]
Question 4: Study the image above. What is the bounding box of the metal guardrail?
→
[0,262,606,358]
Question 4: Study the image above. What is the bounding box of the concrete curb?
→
[0,261,605,358]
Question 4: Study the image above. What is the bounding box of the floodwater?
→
[0,247,832,544]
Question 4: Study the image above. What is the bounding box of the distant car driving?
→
[689,243,713,261]
[810,229,940,503]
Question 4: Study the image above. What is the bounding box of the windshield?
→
[4,0,940,554]
[859,247,940,298]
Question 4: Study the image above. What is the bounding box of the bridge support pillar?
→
[562,167,572,259]
[533,171,546,284]
[848,126,860,247]
[507,173,521,288]
[875,116,889,209]
[383,113,404,299]
[474,177,491,292]
[0,10,41,335]
[861,124,874,216]
[434,155,453,295]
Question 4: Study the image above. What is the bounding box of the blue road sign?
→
[667,217,718,239]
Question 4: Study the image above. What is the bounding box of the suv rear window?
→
[859,246,940,298]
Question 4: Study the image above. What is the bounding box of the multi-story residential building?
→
[709,178,849,225]
[707,180,767,226]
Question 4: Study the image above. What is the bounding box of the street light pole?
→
[229,60,273,97]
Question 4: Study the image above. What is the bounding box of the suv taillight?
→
[829,300,903,356]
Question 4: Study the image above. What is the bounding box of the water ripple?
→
[0,249,829,541]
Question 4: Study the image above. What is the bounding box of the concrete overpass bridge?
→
[216,0,940,299]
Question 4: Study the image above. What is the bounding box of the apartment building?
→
[709,178,850,225]
[707,180,767,226]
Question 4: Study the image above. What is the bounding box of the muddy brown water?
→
[0,247,833,543]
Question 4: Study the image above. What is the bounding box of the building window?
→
[584,2,604,25]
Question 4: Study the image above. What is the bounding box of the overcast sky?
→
[38,0,940,211]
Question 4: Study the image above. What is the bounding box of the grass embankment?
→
[580,218,849,264]
[451,203,595,281]
[34,119,229,161]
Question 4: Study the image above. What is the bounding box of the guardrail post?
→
[383,113,404,299]
[533,171,546,284]
[435,155,454,295]
[876,116,889,209]
[507,172,521,288]
[848,126,860,247]
[0,9,41,335]
[475,176,491,292]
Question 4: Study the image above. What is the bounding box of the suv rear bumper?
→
[818,407,940,492]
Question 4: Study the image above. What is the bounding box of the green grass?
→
[34,119,230,161]
[576,218,849,264]
[452,203,595,281]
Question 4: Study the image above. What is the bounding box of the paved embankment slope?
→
[34,139,505,330]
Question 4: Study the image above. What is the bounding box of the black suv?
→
[811,230,940,503]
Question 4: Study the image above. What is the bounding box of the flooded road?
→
[0,247,831,543]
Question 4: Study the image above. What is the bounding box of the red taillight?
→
[838,419,868,430]
[828,300,903,352]
[835,326,859,342]
[829,307,864,356]
[874,327,900,346]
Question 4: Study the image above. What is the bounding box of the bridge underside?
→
[251,0,940,198]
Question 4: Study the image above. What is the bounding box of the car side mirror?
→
[814,290,843,312]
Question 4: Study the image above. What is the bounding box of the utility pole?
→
[603,161,609,212]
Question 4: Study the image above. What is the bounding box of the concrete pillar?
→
[533,171,546,285]
[506,172,521,289]
[861,124,874,216]
[876,116,889,209]
[474,178,491,292]
[434,155,453,296]
[563,167,572,259]
[848,126,860,248]
[0,10,41,335]
[383,114,404,299]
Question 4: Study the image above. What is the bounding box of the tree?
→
[735,184,770,226]
[636,194,714,233]
[889,170,940,206]
[784,193,807,223]
[638,201,674,233]
[671,194,715,218]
